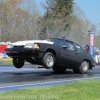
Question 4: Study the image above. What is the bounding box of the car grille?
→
[13,45,24,48]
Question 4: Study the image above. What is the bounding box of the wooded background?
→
[0,0,100,49]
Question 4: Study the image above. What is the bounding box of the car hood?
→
[11,40,54,46]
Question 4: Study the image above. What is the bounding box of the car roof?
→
[49,38,83,47]
[49,38,74,43]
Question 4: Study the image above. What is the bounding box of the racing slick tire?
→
[75,61,89,74]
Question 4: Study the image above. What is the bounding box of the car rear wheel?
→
[42,52,55,69]
[52,66,66,73]
[13,58,24,68]
[78,61,89,74]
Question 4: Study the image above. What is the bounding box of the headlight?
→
[24,43,40,49]
[7,44,13,48]
[24,43,34,48]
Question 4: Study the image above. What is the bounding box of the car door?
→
[59,41,79,67]
[74,44,86,63]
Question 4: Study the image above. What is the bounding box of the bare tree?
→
[0,0,41,42]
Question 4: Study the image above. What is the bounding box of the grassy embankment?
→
[0,79,100,100]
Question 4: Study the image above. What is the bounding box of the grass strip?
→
[0,79,100,100]
[0,58,29,65]
[0,58,12,64]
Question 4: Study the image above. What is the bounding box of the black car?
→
[5,38,95,74]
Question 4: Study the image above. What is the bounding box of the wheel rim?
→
[46,55,54,67]
[82,61,88,71]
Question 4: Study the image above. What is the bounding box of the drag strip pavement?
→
[0,65,100,91]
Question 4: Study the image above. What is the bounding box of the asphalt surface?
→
[0,65,100,91]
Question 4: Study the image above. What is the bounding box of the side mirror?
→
[62,45,67,49]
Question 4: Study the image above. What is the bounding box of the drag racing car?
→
[5,38,95,74]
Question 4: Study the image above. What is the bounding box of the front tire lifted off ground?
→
[13,58,24,68]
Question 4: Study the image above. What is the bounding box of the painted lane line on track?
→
[0,77,100,91]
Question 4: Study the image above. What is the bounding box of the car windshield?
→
[46,38,62,46]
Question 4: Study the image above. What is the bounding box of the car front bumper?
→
[5,47,44,59]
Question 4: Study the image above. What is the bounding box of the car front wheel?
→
[42,52,55,69]
[13,58,24,68]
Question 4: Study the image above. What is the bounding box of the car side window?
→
[75,44,84,53]
[68,42,75,51]
[64,41,75,51]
